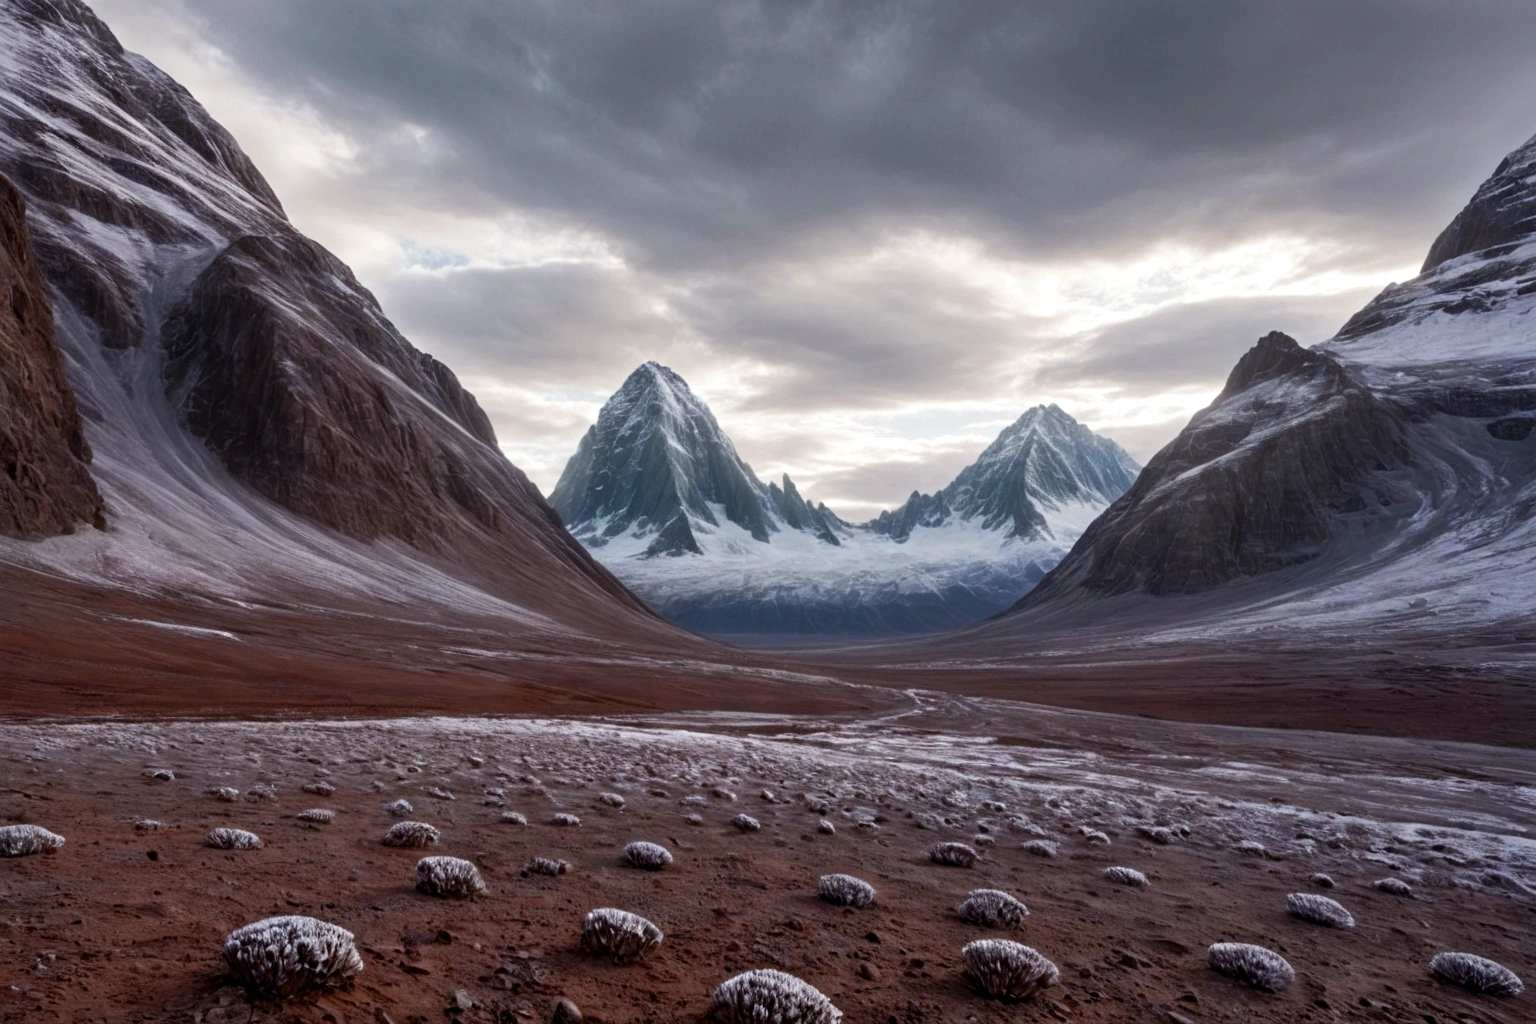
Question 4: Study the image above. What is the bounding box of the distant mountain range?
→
[549,363,1139,635]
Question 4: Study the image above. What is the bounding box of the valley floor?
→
[0,698,1532,1023]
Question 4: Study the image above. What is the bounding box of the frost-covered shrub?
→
[213,787,240,802]
[425,786,455,801]
[731,813,761,832]
[296,809,335,824]
[383,798,413,818]
[599,792,626,808]
[0,825,65,857]
[1429,952,1524,996]
[708,968,841,1023]
[761,789,776,802]
[685,813,703,826]
[962,939,1059,1000]
[206,827,262,850]
[144,768,175,782]
[528,857,570,875]
[1021,840,1057,858]
[818,819,836,835]
[245,784,278,803]
[973,834,995,846]
[303,782,335,797]
[581,908,663,963]
[1310,873,1335,889]
[1375,877,1413,897]
[804,796,832,814]
[382,821,439,848]
[1137,826,1174,845]
[713,787,738,802]
[928,842,979,867]
[1102,866,1147,887]
[415,856,485,898]
[681,795,709,807]
[957,889,1028,928]
[223,915,363,998]
[1286,893,1355,928]
[1207,943,1295,992]
[1236,840,1267,857]
[818,874,875,908]
[134,819,163,831]
[1079,827,1110,846]
[502,812,528,825]
[550,813,581,827]
[624,841,674,870]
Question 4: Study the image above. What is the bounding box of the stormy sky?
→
[94,0,1536,517]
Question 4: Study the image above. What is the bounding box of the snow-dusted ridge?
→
[551,365,1139,636]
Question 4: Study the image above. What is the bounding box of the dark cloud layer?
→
[89,0,1536,501]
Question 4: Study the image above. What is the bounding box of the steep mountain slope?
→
[0,171,102,537]
[0,0,671,644]
[990,131,1536,646]
[552,365,1139,635]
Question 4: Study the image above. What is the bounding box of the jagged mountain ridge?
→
[552,364,1139,634]
[0,0,676,642]
[994,130,1536,644]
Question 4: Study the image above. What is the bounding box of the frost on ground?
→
[708,968,842,1024]
[415,856,485,898]
[623,841,673,870]
[957,889,1028,928]
[0,824,65,857]
[223,915,363,999]
[818,873,876,908]
[929,842,979,867]
[1208,942,1296,992]
[382,821,439,848]
[581,908,663,963]
[205,827,262,850]
[1102,866,1147,887]
[1287,892,1355,928]
[1429,952,1525,996]
[962,939,1059,1000]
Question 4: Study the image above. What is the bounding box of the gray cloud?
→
[88,0,1536,507]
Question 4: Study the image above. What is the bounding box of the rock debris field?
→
[0,696,1532,1023]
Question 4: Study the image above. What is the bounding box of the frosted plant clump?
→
[929,842,979,867]
[501,812,528,825]
[1208,943,1295,992]
[144,768,175,781]
[296,809,335,824]
[383,798,413,818]
[133,819,163,831]
[962,940,1059,1000]
[1375,878,1413,897]
[1021,840,1057,858]
[1429,952,1524,996]
[731,813,761,832]
[581,908,664,963]
[415,856,485,897]
[1079,827,1110,846]
[623,841,674,870]
[206,827,262,850]
[528,857,570,875]
[213,787,240,802]
[973,833,994,846]
[382,821,439,848]
[1286,893,1355,928]
[1102,866,1147,887]
[818,819,835,835]
[957,889,1029,928]
[222,915,363,998]
[245,784,277,803]
[303,782,335,796]
[599,793,626,808]
[708,968,842,1023]
[550,813,581,827]
[685,813,703,825]
[818,874,876,907]
[713,787,738,802]
[425,786,455,801]
[681,795,708,808]
[1236,840,1267,857]
[1310,873,1335,888]
[0,824,65,857]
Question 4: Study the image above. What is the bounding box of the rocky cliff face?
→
[1008,131,1536,623]
[0,172,102,538]
[0,0,656,633]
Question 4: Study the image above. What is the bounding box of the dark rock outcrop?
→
[1422,133,1536,274]
[1015,333,1415,603]
[0,172,102,538]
